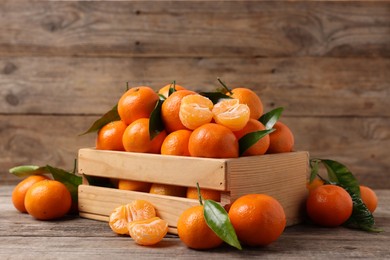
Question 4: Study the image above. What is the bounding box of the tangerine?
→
[12,175,50,213]
[177,205,223,250]
[117,86,159,125]
[149,183,187,197]
[188,123,239,158]
[212,98,250,131]
[267,121,294,153]
[179,94,214,130]
[24,180,72,220]
[160,129,192,156]
[228,194,286,246]
[227,87,263,120]
[96,120,127,151]
[306,185,353,227]
[306,178,324,192]
[109,200,156,235]
[122,118,167,153]
[118,179,151,192]
[186,187,221,202]
[233,119,270,156]
[161,90,196,133]
[128,217,168,246]
[158,83,186,98]
[360,185,378,213]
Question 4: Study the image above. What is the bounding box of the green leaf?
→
[79,105,120,135]
[149,99,164,140]
[238,129,275,156]
[259,107,284,129]
[199,92,232,104]
[309,159,320,183]
[168,80,177,97]
[9,165,49,177]
[203,200,242,250]
[45,165,82,203]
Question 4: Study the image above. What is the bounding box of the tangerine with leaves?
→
[186,187,221,202]
[118,179,151,192]
[158,83,186,98]
[128,217,168,246]
[96,120,127,151]
[122,118,167,153]
[360,185,378,213]
[233,119,270,156]
[227,87,263,120]
[161,90,196,133]
[12,175,50,213]
[188,123,239,158]
[177,205,223,250]
[306,184,353,227]
[179,94,214,130]
[228,194,286,246]
[212,98,250,131]
[109,200,156,235]
[267,121,295,153]
[118,86,159,125]
[160,129,192,156]
[24,180,72,220]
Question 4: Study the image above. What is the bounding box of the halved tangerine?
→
[128,217,168,246]
[179,94,214,130]
[212,98,250,131]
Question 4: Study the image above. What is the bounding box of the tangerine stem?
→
[217,78,232,95]
[196,182,204,206]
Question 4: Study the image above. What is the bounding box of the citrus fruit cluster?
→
[96,82,295,158]
[12,175,72,220]
[108,200,168,246]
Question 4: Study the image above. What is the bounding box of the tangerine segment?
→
[179,94,214,130]
[128,217,168,246]
[212,99,250,131]
[109,200,156,235]
[117,86,159,125]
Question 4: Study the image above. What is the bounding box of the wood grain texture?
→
[1,1,389,58]
[1,57,388,116]
[1,185,390,259]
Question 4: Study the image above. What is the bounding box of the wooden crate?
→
[78,148,309,234]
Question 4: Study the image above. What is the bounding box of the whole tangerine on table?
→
[96,120,127,151]
[306,184,353,227]
[12,175,50,213]
[228,194,286,246]
[117,86,159,125]
[360,185,378,213]
[188,123,239,158]
[177,205,223,250]
[24,179,72,220]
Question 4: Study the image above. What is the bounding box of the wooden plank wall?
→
[1,1,389,188]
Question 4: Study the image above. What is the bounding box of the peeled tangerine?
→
[179,94,214,130]
[109,200,156,235]
[128,217,168,246]
[212,98,250,131]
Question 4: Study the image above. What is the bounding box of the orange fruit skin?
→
[161,90,196,133]
[118,179,151,192]
[306,185,353,227]
[122,118,167,153]
[96,120,127,151]
[227,88,263,120]
[186,187,221,202]
[177,205,223,250]
[149,183,187,197]
[117,86,159,125]
[158,84,186,98]
[24,180,72,220]
[267,121,294,153]
[12,175,50,213]
[160,129,192,156]
[188,123,239,158]
[306,178,324,192]
[360,185,378,213]
[128,217,168,246]
[228,194,286,246]
[233,119,270,156]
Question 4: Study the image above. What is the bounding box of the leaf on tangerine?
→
[79,105,120,135]
[238,129,275,156]
[149,99,164,140]
[259,107,284,130]
[199,92,231,104]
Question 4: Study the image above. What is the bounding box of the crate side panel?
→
[227,151,309,226]
[78,184,199,231]
[78,148,227,190]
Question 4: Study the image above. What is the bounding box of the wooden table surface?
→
[1,185,389,259]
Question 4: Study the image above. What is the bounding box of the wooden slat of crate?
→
[78,185,200,235]
[78,148,227,191]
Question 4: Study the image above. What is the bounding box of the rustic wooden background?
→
[1,1,389,188]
